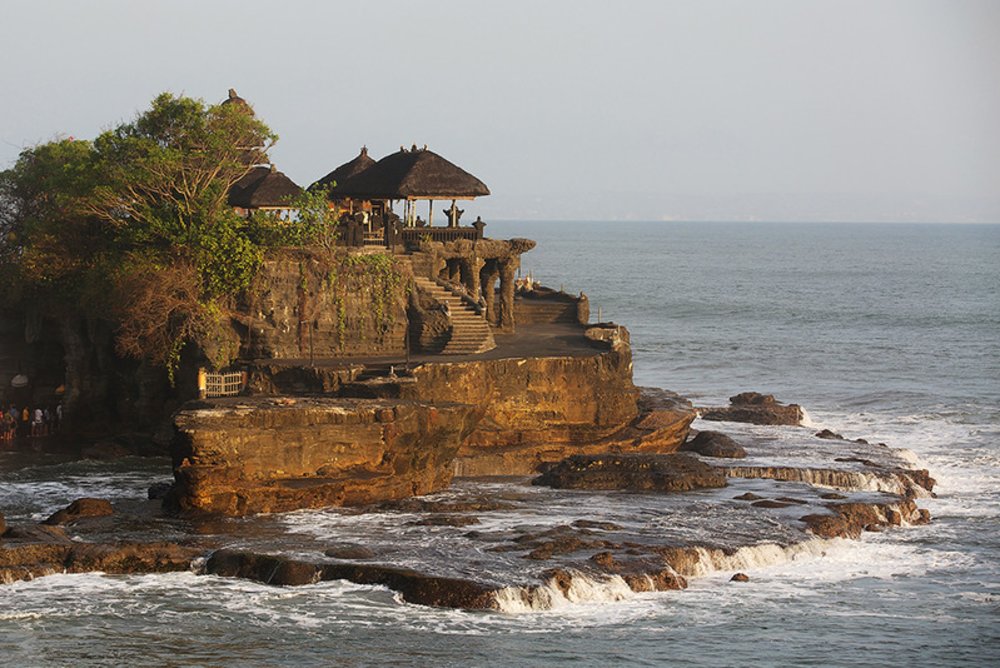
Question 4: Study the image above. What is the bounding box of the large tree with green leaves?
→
[0,91,325,378]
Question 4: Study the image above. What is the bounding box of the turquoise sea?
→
[1,221,998,666]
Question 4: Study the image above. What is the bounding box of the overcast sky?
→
[2,0,997,222]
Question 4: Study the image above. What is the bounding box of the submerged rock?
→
[533,453,727,492]
[731,572,750,582]
[325,545,376,560]
[700,392,804,426]
[681,430,747,458]
[148,482,173,500]
[205,549,497,609]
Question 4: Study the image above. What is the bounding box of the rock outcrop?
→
[397,343,694,477]
[680,430,747,458]
[0,538,198,584]
[205,549,498,609]
[170,397,481,515]
[43,498,115,525]
[700,392,804,426]
[533,453,727,492]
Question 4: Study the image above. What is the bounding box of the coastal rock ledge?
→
[170,397,480,515]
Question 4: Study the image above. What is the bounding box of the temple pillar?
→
[459,256,482,297]
[498,259,518,331]
[480,261,499,327]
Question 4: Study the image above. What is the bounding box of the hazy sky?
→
[2,0,998,221]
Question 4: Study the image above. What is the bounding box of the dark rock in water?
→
[325,545,376,560]
[700,392,804,426]
[81,441,132,460]
[205,549,497,609]
[572,519,623,531]
[731,572,750,582]
[63,542,198,574]
[816,429,871,445]
[776,497,809,505]
[147,482,173,500]
[533,453,727,492]
[681,431,747,458]
[0,531,198,584]
[43,498,114,525]
[377,497,515,513]
[801,499,931,539]
[408,515,480,527]
[1,524,71,543]
[734,492,763,501]
[752,499,794,509]
[0,512,5,537]
[821,492,848,500]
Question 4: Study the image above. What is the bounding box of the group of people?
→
[1,404,62,442]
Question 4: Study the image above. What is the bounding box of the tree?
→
[0,91,280,378]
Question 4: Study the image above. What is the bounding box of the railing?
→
[338,219,486,248]
[400,226,483,246]
[199,369,246,399]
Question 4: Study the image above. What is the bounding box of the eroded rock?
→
[681,430,747,458]
[43,498,115,525]
[170,397,481,515]
[533,454,727,492]
[700,392,804,426]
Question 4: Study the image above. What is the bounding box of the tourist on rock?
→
[32,407,44,437]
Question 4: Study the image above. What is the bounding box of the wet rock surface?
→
[534,453,728,492]
[700,392,804,426]
[43,498,115,525]
[0,389,938,612]
[681,430,747,458]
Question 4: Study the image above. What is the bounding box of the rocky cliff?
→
[397,331,695,477]
[170,396,480,515]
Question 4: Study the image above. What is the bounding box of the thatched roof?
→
[310,146,376,193]
[228,165,303,208]
[333,147,490,200]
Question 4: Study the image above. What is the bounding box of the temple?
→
[218,89,568,366]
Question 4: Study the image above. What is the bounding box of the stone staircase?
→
[412,276,496,355]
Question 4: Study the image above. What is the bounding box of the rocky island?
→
[0,90,936,610]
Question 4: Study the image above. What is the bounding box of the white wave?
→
[493,571,638,613]
[799,406,819,428]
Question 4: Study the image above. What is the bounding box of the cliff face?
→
[236,249,410,360]
[396,336,696,477]
[170,397,481,515]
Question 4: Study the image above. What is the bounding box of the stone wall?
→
[236,249,410,360]
[514,289,589,325]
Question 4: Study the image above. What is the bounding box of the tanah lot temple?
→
[210,89,590,375]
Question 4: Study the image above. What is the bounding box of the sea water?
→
[1,222,998,666]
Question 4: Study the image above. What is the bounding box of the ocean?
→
[1,221,998,666]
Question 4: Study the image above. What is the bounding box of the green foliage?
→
[344,253,403,335]
[0,91,278,373]
[247,186,339,249]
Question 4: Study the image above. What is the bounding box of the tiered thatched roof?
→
[333,147,489,200]
[227,165,302,209]
[310,146,376,193]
